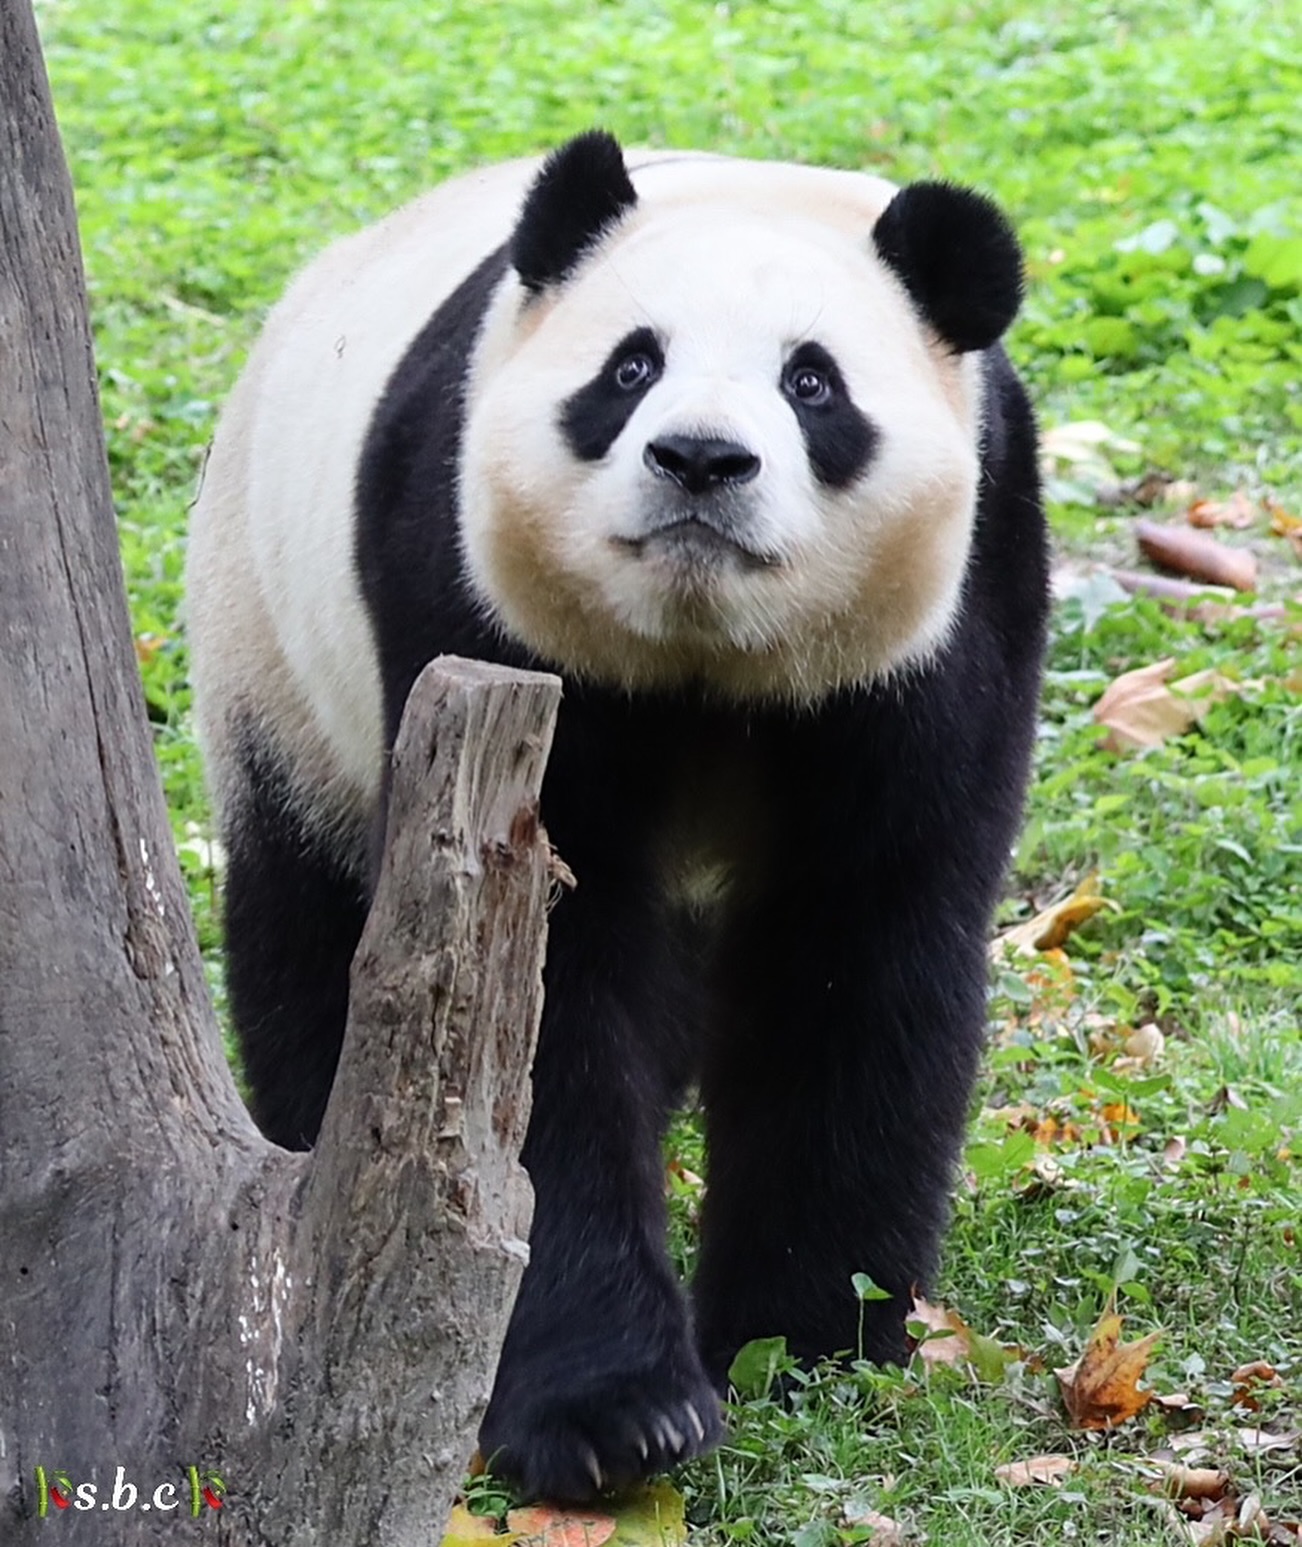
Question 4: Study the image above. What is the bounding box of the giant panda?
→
[187,130,1050,1502]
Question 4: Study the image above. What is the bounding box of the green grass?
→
[38,0,1301,1541]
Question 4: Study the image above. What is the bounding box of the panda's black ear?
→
[872,182,1024,353]
[511,130,639,296]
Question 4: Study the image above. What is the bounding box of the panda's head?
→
[460,131,1024,701]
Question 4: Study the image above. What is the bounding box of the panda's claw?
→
[684,1401,707,1443]
[655,1413,686,1457]
[581,1445,604,1494]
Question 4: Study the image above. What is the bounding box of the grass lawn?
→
[37,0,1300,1541]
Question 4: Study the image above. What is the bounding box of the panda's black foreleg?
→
[693,746,1000,1378]
[222,734,369,1152]
[478,875,723,1502]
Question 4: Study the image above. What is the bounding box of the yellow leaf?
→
[605,1482,688,1545]
[442,1503,521,1544]
[993,872,1113,958]
[1266,497,1302,538]
[1056,1302,1160,1430]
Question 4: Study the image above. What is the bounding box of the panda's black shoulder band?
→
[511,130,639,296]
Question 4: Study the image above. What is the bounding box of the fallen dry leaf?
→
[1231,1362,1283,1411]
[995,1455,1077,1487]
[1171,667,1243,718]
[1094,658,1195,750]
[507,1505,617,1547]
[1186,492,1259,530]
[1093,659,1248,752]
[908,1296,1021,1382]
[843,1504,910,1543]
[908,1297,971,1368]
[993,872,1114,956]
[1122,1022,1166,1066]
[1136,518,1259,591]
[1056,1303,1160,1430]
[1236,1427,1300,1456]
[1151,1460,1231,1502]
[1155,1389,1204,1423]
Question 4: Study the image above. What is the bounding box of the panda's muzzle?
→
[623,434,779,569]
[643,434,761,495]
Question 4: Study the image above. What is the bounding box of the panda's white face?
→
[460,175,989,703]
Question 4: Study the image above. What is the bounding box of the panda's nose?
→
[643,435,761,495]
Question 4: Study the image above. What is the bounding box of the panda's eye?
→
[785,365,832,406]
[614,353,659,392]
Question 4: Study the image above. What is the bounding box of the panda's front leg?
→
[478,873,722,1502]
[691,753,999,1380]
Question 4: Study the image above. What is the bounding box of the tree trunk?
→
[0,4,558,1540]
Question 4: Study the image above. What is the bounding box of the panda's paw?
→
[479,1356,724,1503]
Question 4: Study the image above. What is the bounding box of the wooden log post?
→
[264,659,557,1545]
[0,3,560,1538]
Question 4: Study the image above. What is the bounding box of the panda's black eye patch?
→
[561,328,665,462]
[781,341,876,489]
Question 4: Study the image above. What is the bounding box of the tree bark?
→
[0,4,558,1539]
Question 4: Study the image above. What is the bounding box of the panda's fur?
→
[188,131,1050,1502]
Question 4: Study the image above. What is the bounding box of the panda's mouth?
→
[613,515,781,572]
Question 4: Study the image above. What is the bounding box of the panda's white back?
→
[188,154,547,840]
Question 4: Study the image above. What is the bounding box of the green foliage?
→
[38,0,1300,1541]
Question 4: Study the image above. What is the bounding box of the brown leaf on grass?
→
[908,1296,971,1367]
[1151,1461,1231,1501]
[1136,518,1259,591]
[1093,659,1245,752]
[1056,1302,1160,1429]
[995,1455,1077,1487]
[842,1504,911,1543]
[1186,492,1259,530]
[993,872,1114,957]
[1094,658,1194,749]
[1154,1389,1204,1423]
[908,1296,1023,1381]
[1231,1362,1283,1411]
[1119,1022,1166,1068]
[1235,1427,1300,1456]
[1173,667,1246,717]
